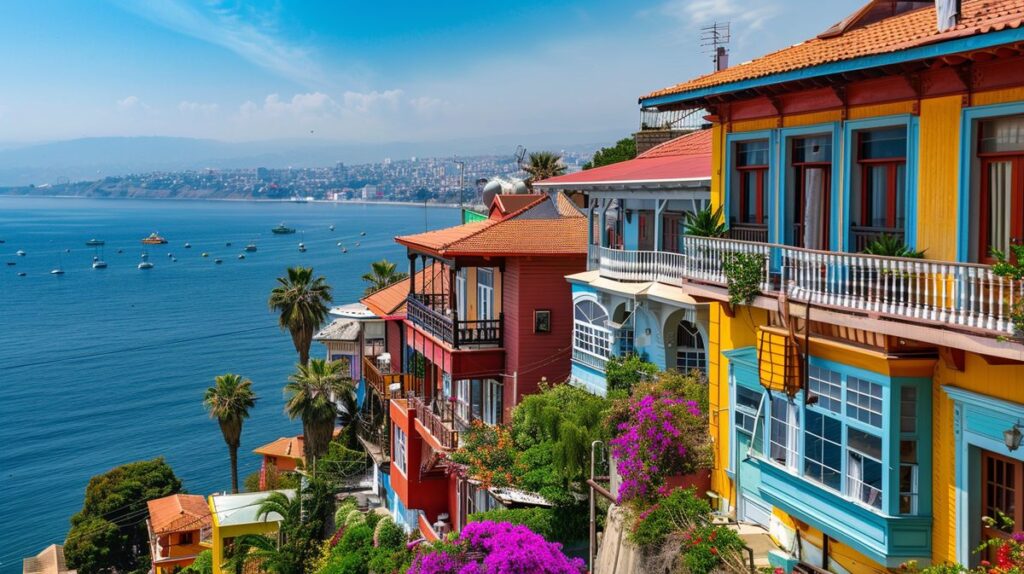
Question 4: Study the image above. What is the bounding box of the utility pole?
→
[453,159,466,208]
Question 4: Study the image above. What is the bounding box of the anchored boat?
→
[142,232,168,245]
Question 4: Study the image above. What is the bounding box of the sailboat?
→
[138,251,154,270]
[298,231,306,252]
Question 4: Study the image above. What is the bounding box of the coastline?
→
[0,194,469,209]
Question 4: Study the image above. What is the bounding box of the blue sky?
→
[0,0,864,144]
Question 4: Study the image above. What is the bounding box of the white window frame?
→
[456,269,467,321]
[393,424,407,476]
[477,268,494,321]
[769,396,800,471]
[572,299,612,363]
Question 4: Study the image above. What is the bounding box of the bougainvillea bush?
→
[407,521,586,574]
[899,528,1024,573]
[608,372,712,505]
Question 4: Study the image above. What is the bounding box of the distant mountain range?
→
[0,132,620,187]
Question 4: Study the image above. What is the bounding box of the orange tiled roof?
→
[147,494,211,535]
[396,193,586,257]
[491,194,546,219]
[637,129,713,159]
[641,0,1024,102]
[253,436,305,462]
[361,262,447,317]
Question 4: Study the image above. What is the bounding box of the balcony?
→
[408,395,459,451]
[407,293,502,348]
[588,238,1024,340]
[850,226,904,252]
[363,357,420,400]
[727,222,769,243]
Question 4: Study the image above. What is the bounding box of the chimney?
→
[935,0,961,32]
[715,46,729,71]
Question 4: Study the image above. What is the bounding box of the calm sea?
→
[0,197,459,570]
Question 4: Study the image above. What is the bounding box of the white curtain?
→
[803,168,826,249]
[849,453,863,502]
[786,401,800,470]
[936,0,959,32]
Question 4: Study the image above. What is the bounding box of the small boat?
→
[17,271,26,276]
[184,243,192,249]
[142,232,168,245]
[92,260,107,269]
[226,242,232,247]
[64,249,71,253]
[355,242,360,247]
[16,250,25,256]
[360,231,366,236]
[92,256,99,262]
[329,225,335,231]
[167,253,173,258]
[50,268,64,275]
[172,257,178,262]
[201,252,209,257]
[342,247,348,253]
[271,223,296,235]
[85,238,105,247]
[214,258,223,264]
[336,242,342,247]
[0,239,5,243]
[298,243,306,252]
[138,252,153,269]
[238,254,246,260]
[5,262,14,266]
[117,249,123,254]
[244,243,257,252]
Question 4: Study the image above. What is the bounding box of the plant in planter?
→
[721,251,765,306]
[862,234,926,258]
[608,375,712,505]
[992,245,1024,338]
[684,205,727,238]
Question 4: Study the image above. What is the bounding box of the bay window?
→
[572,299,612,369]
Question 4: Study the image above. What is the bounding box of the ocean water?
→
[0,197,459,570]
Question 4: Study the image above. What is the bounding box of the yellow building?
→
[571,1,1024,571]
[208,490,294,574]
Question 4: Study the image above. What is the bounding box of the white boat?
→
[50,268,64,275]
[16,250,25,256]
[214,258,223,264]
[238,254,246,260]
[184,243,192,249]
[138,261,154,269]
[329,225,335,231]
[92,261,108,269]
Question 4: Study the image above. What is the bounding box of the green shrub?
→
[363,510,383,532]
[605,354,658,393]
[179,550,212,574]
[629,487,711,548]
[344,509,367,528]
[374,517,406,550]
[722,251,765,306]
[335,499,357,526]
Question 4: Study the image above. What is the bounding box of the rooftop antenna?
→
[700,21,731,71]
[514,145,527,170]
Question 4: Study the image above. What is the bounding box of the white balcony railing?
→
[588,241,1023,338]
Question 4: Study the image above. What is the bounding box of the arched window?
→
[573,300,612,367]
[676,321,706,375]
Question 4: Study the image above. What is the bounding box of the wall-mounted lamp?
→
[1005,422,1022,452]
[644,328,652,336]
[624,209,633,224]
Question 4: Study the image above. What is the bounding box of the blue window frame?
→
[725,130,776,243]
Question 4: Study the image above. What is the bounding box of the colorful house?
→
[253,435,306,489]
[536,129,714,395]
[383,192,588,537]
[208,490,294,574]
[145,494,212,574]
[567,1,1024,571]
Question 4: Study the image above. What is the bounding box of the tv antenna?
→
[700,22,731,71]
[514,145,527,169]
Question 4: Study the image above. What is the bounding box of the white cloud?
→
[112,0,322,87]
[341,90,404,114]
[663,0,780,31]
[117,95,150,110]
[178,101,219,114]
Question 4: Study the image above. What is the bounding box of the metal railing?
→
[850,226,905,252]
[588,240,1023,337]
[408,396,459,450]
[727,223,769,243]
[356,418,390,458]
[572,347,608,372]
[407,293,503,348]
[639,107,708,131]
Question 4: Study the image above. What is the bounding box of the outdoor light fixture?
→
[624,209,633,224]
[1005,422,1022,452]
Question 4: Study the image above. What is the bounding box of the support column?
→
[655,199,667,251]
[408,253,417,295]
[598,199,609,248]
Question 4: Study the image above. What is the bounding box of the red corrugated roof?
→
[642,0,1024,101]
[396,193,586,257]
[535,130,711,186]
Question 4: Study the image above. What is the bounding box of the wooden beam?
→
[940,346,966,372]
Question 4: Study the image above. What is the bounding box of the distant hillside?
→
[0,133,618,186]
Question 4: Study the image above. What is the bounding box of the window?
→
[735,385,764,454]
[847,428,884,509]
[573,300,612,366]
[393,424,407,475]
[178,532,194,545]
[456,269,467,321]
[852,127,908,250]
[977,116,1024,263]
[899,386,919,514]
[482,379,504,425]
[846,376,883,428]
[618,327,635,356]
[477,268,494,320]
[982,451,1024,542]
[808,365,842,413]
[675,321,706,375]
[790,135,832,249]
[736,140,769,226]
[769,397,799,470]
[804,410,843,491]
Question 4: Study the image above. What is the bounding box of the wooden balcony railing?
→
[408,396,459,450]
[728,222,769,243]
[588,240,1023,338]
[362,357,417,400]
[356,418,390,459]
[407,293,502,348]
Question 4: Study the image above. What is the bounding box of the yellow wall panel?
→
[848,101,916,119]
[972,87,1024,107]
[712,124,726,210]
[917,95,962,261]
[731,118,778,133]
[783,110,843,127]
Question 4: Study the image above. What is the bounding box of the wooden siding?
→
[502,255,585,421]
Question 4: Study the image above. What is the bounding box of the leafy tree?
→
[285,359,352,466]
[583,137,637,170]
[244,463,300,493]
[180,550,213,574]
[65,458,182,574]
[361,258,408,296]
[523,151,567,189]
[204,373,258,493]
[269,266,333,365]
[605,354,658,393]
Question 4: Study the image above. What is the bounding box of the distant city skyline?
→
[0,0,862,145]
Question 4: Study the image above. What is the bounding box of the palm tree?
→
[361,258,409,296]
[284,359,353,467]
[523,151,567,189]
[225,492,304,574]
[684,205,727,238]
[203,374,258,494]
[268,266,333,365]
